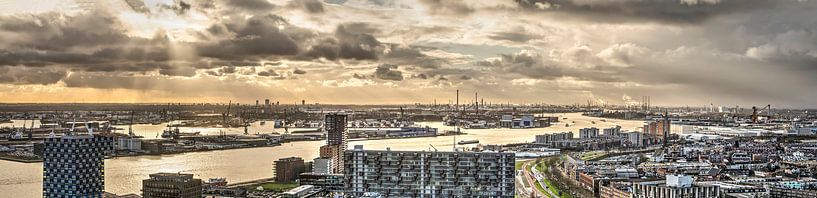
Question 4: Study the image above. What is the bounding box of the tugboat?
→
[457,140,479,145]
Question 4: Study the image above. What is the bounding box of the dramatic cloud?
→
[0,0,815,107]
[374,64,404,81]
[515,0,774,24]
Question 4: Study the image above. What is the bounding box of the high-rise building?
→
[320,145,343,174]
[43,134,113,198]
[627,132,644,147]
[275,157,305,182]
[325,114,347,147]
[580,127,600,139]
[324,113,347,173]
[603,126,622,137]
[141,172,202,198]
[345,145,515,197]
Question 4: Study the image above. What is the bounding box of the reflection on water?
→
[0,113,652,197]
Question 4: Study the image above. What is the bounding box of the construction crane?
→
[752,104,772,124]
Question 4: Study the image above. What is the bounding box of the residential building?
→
[298,173,345,191]
[324,113,347,174]
[345,145,515,197]
[580,127,600,139]
[535,132,573,144]
[43,134,113,198]
[141,173,202,198]
[604,126,622,137]
[627,132,644,147]
[631,175,719,198]
[312,157,333,174]
[275,157,305,182]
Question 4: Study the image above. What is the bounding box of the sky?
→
[0,0,816,107]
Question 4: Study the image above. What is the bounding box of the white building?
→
[312,157,333,174]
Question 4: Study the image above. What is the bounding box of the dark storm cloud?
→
[221,0,276,11]
[478,50,624,82]
[158,64,197,77]
[289,0,325,13]
[0,10,179,77]
[257,69,279,77]
[0,66,67,85]
[196,14,304,60]
[374,64,403,81]
[419,0,475,15]
[382,45,447,69]
[301,23,383,60]
[0,12,132,51]
[515,0,776,24]
[159,0,192,15]
[488,31,538,43]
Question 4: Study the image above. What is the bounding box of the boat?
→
[259,121,266,125]
[161,127,180,139]
[591,121,596,124]
[457,140,479,145]
[205,178,228,186]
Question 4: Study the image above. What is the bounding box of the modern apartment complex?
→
[42,134,113,198]
[344,145,515,197]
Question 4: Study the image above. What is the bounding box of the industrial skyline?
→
[1,0,816,107]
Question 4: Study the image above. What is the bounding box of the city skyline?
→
[1,0,817,107]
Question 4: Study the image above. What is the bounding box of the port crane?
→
[752,104,772,124]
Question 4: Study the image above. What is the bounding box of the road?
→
[518,160,559,198]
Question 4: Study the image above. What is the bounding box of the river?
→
[0,113,656,197]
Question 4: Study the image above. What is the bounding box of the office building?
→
[141,173,202,198]
[580,127,600,139]
[275,157,305,182]
[43,134,113,198]
[345,145,515,197]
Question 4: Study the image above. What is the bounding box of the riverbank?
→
[0,113,648,197]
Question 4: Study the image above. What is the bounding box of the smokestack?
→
[456,89,459,112]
